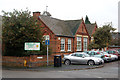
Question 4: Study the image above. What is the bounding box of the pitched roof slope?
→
[64,20,82,35]
[111,32,120,39]
[39,15,73,37]
[85,23,96,36]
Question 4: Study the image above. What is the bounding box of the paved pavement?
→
[3,64,103,72]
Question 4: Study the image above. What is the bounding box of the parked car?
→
[84,51,105,60]
[63,52,104,65]
[106,50,119,56]
[114,49,120,60]
[117,49,120,53]
[100,51,118,61]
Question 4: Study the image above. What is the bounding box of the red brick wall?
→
[2,55,54,67]
[55,36,74,53]
[2,56,30,67]
[74,21,90,52]
[38,18,58,53]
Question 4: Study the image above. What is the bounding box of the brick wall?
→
[2,55,55,67]
[2,56,29,67]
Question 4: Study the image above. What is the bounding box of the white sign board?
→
[24,42,40,50]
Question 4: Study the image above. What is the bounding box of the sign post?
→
[45,40,50,66]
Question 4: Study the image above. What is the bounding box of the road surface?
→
[2,60,119,78]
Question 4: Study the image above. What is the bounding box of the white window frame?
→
[83,37,87,51]
[61,38,65,51]
[77,37,82,51]
[68,39,71,51]
[43,35,50,41]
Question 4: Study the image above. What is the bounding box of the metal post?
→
[47,45,49,66]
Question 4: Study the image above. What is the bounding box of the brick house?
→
[33,11,90,55]
[85,15,98,42]
[85,23,97,42]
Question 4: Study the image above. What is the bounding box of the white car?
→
[63,52,104,65]
[110,54,118,61]
[100,51,112,61]
[101,51,118,61]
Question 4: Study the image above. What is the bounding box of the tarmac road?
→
[2,60,119,78]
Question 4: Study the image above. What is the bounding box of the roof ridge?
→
[64,19,81,21]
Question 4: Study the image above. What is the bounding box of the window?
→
[71,53,76,56]
[76,54,83,57]
[84,54,90,57]
[43,35,50,41]
[61,38,65,51]
[68,39,71,51]
[77,37,82,51]
[83,37,87,51]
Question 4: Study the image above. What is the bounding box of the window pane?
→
[68,39,71,51]
[77,37,81,51]
[61,38,65,51]
[83,38,87,51]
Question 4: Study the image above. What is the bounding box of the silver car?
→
[63,52,104,65]
[101,51,118,61]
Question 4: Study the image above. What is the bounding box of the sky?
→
[0,0,119,32]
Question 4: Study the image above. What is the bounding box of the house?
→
[111,32,120,40]
[85,15,97,42]
[33,11,90,55]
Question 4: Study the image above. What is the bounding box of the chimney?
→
[33,11,41,18]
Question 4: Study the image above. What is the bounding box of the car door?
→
[72,54,86,64]
[70,53,78,64]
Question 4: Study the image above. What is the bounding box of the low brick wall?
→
[2,53,70,68]
[2,55,54,67]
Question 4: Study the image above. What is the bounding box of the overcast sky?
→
[0,0,119,32]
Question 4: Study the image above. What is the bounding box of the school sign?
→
[24,42,40,50]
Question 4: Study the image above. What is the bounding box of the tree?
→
[2,9,47,56]
[88,24,116,50]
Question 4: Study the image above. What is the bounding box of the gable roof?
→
[85,23,96,36]
[64,20,82,35]
[39,15,74,37]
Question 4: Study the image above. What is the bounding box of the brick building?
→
[33,11,97,55]
[85,15,98,42]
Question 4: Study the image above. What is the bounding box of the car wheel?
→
[64,60,71,65]
[87,60,95,65]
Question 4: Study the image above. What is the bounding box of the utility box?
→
[54,55,62,67]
